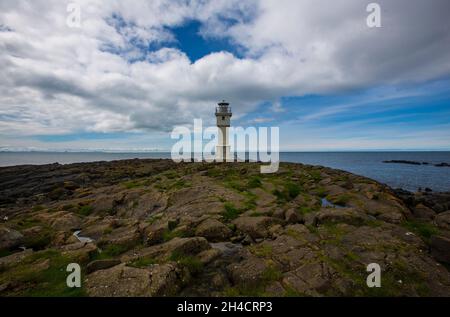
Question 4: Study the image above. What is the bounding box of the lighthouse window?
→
[222,116,225,120]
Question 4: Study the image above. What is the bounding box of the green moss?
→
[146,214,163,224]
[206,167,221,178]
[122,180,144,189]
[129,257,156,268]
[162,228,185,242]
[225,180,246,192]
[14,218,41,230]
[285,228,305,241]
[262,265,282,282]
[272,182,301,203]
[163,170,178,179]
[32,205,45,212]
[103,227,113,234]
[284,286,307,297]
[328,193,351,206]
[171,179,191,190]
[297,206,315,215]
[95,244,129,260]
[242,191,257,211]
[249,244,273,257]
[77,205,93,216]
[223,287,241,296]
[247,176,262,188]
[1,249,87,297]
[222,202,241,221]
[315,187,327,198]
[402,220,439,242]
[169,252,203,275]
[23,227,54,250]
[309,170,322,182]
[62,204,75,211]
[286,182,301,199]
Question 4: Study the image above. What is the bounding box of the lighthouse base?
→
[216,145,232,162]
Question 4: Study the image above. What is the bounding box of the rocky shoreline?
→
[383,159,450,167]
[1,159,450,296]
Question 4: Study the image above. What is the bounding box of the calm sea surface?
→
[1,151,449,192]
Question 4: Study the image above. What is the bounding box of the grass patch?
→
[222,202,241,221]
[309,170,322,182]
[249,244,273,257]
[171,179,191,190]
[129,257,156,268]
[247,176,262,188]
[23,227,54,250]
[262,265,282,282]
[162,228,185,242]
[122,180,144,189]
[297,206,317,215]
[163,170,178,179]
[315,187,327,198]
[286,183,301,199]
[328,194,351,206]
[32,205,45,212]
[242,191,257,211]
[225,180,246,192]
[273,182,302,203]
[402,220,439,243]
[169,251,203,275]
[0,249,87,296]
[77,205,94,216]
[95,244,129,260]
[146,214,163,224]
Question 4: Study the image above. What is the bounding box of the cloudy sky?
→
[1,0,450,151]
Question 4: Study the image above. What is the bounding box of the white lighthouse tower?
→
[215,100,232,162]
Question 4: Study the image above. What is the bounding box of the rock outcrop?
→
[0,159,449,297]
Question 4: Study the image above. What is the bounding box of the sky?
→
[0,0,450,151]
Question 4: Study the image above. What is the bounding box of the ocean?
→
[0,151,449,192]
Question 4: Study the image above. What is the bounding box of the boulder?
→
[430,235,450,264]
[227,256,268,288]
[144,223,167,245]
[0,226,23,251]
[272,208,285,220]
[285,209,300,224]
[0,249,33,270]
[121,237,210,263]
[282,262,334,296]
[195,218,232,242]
[412,204,436,220]
[435,211,450,230]
[51,213,82,231]
[35,211,81,231]
[85,263,182,296]
[60,242,97,263]
[87,259,122,273]
[232,217,279,239]
[377,211,405,224]
[313,208,368,226]
[98,225,141,249]
[197,248,222,265]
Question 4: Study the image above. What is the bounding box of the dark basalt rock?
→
[383,160,422,165]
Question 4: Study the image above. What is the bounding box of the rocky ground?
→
[0,159,450,297]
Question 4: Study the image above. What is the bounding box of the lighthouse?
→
[215,100,232,162]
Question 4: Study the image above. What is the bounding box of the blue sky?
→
[1,0,449,151]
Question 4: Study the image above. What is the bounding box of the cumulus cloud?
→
[0,0,449,140]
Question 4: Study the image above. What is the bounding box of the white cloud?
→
[0,0,449,144]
